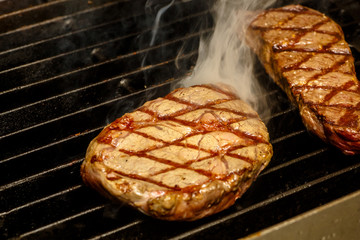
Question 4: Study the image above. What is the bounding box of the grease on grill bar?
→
[0,0,359,239]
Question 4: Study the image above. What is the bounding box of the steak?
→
[81,84,272,221]
[246,5,360,155]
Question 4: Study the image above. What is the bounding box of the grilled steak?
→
[246,5,360,155]
[81,84,272,221]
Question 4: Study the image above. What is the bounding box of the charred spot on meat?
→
[81,84,273,221]
[246,4,360,155]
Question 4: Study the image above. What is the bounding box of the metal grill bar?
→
[1,185,83,216]
[19,204,107,239]
[0,0,121,36]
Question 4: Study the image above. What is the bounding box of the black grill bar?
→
[1,0,360,239]
[0,0,126,38]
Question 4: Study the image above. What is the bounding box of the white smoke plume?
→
[181,0,276,114]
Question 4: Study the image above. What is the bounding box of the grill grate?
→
[1,0,360,239]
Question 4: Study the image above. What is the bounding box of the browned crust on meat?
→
[81,84,273,221]
[247,4,360,155]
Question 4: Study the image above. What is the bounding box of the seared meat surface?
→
[81,85,272,221]
[247,5,360,155]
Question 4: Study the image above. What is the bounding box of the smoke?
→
[141,0,176,71]
[140,0,277,117]
[181,0,276,115]
[148,0,176,47]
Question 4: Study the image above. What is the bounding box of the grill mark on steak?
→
[82,84,273,220]
[274,48,351,55]
[322,81,356,103]
[118,148,215,178]
[252,7,348,88]
[283,55,351,72]
[272,46,350,55]
[206,105,259,119]
[253,6,349,56]
[272,19,331,52]
[291,57,352,95]
[248,4,360,154]
[105,157,249,193]
[106,168,182,191]
[253,26,342,38]
[94,85,266,192]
